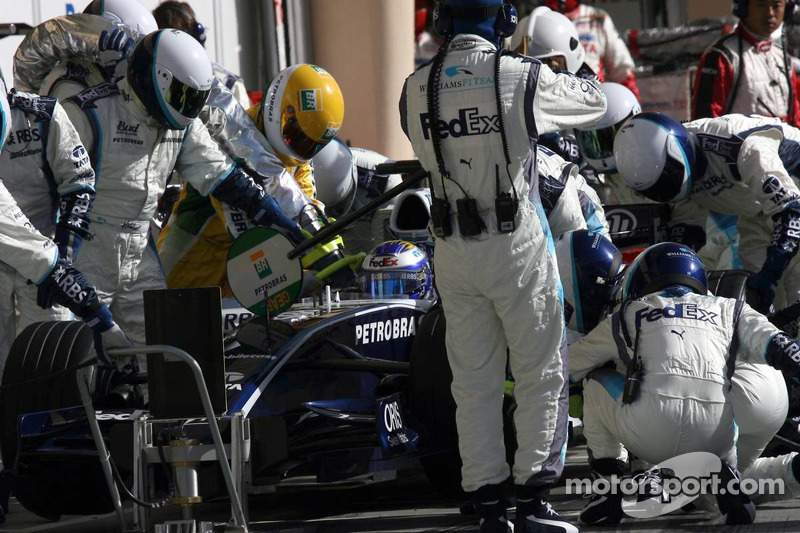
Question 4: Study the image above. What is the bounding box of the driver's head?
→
[127,29,213,130]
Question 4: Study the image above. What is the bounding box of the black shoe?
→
[473,484,512,533]
[479,514,513,533]
[579,491,623,526]
[715,462,756,525]
[516,498,580,533]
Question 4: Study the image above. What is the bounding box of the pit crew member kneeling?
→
[568,242,800,526]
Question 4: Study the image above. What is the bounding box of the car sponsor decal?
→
[227,227,303,316]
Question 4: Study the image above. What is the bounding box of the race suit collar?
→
[447,34,499,53]
[737,23,781,50]
[118,78,162,128]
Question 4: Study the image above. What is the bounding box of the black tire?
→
[408,306,463,498]
[0,321,114,519]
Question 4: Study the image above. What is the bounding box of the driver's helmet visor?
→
[166,78,209,120]
[359,270,426,299]
[576,118,629,163]
[282,111,328,161]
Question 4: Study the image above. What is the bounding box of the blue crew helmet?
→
[621,242,708,302]
[613,112,696,202]
[359,240,432,299]
[555,230,623,333]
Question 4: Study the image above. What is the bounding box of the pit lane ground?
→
[5,445,800,532]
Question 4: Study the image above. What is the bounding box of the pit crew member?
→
[400,1,607,531]
[55,29,300,347]
[0,79,98,371]
[614,112,800,313]
[692,0,800,127]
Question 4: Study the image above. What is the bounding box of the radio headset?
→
[427,0,519,238]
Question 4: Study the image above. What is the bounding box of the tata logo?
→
[369,256,398,268]
[605,208,637,236]
[419,108,500,140]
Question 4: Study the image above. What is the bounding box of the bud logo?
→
[299,89,321,111]
[369,256,398,268]
[250,250,273,279]
[419,108,500,140]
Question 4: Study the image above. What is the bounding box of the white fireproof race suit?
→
[570,289,790,468]
[401,33,606,492]
[670,115,800,309]
[536,144,608,238]
[0,90,97,368]
[59,77,248,346]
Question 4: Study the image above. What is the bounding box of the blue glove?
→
[253,194,304,243]
[747,248,792,314]
[83,305,133,368]
[98,27,134,67]
[36,256,99,313]
[748,270,778,314]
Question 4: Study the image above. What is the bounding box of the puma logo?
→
[460,158,472,169]
[671,330,685,339]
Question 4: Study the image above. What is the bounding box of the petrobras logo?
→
[299,88,322,112]
[250,250,273,279]
[419,108,500,140]
[356,316,419,345]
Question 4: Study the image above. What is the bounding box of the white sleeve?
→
[531,65,607,134]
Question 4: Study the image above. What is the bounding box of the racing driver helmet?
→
[261,64,345,165]
[84,0,158,35]
[575,82,641,173]
[509,7,584,74]
[127,29,213,130]
[614,112,696,203]
[621,242,707,302]
[360,240,432,299]
[311,138,357,218]
[555,230,623,333]
[0,70,10,150]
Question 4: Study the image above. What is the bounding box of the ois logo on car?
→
[383,400,404,432]
[605,208,638,236]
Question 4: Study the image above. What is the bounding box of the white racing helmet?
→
[509,6,584,73]
[0,70,10,149]
[312,138,357,218]
[389,188,432,245]
[575,82,641,173]
[614,112,696,203]
[84,0,158,35]
[127,29,213,130]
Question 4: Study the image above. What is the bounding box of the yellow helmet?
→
[261,64,345,164]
